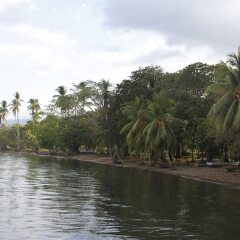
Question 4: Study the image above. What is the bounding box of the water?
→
[0,153,240,240]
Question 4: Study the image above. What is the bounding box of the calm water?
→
[0,153,240,240]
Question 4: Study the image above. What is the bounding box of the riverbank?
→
[63,153,240,189]
[18,151,240,189]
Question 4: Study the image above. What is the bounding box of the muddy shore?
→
[33,152,240,190]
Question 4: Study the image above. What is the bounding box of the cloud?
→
[90,29,217,73]
[0,0,35,11]
[0,43,69,70]
[0,24,76,48]
[0,0,235,119]
[102,0,240,52]
[0,23,77,73]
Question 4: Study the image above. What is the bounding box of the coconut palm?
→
[0,100,18,141]
[72,81,95,114]
[10,92,22,149]
[55,85,67,96]
[143,93,185,166]
[97,80,111,122]
[208,48,240,133]
[120,97,148,161]
[53,86,71,116]
[28,99,40,116]
[0,101,8,126]
[0,111,2,125]
[28,98,41,134]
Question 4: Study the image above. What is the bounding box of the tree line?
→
[1,48,240,164]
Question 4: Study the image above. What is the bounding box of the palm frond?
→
[120,121,134,135]
[232,101,240,131]
[223,99,238,129]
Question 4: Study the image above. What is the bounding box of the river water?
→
[0,153,240,240]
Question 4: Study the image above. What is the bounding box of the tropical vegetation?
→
[1,48,240,164]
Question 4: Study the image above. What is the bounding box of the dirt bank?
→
[25,151,240,190]
[63,153,240,190]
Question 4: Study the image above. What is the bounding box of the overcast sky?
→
[0,0,239,118]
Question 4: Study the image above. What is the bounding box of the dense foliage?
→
[1,48,240,163]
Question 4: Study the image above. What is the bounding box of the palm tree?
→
[10,92,22,150]
[0,100,18,140]
[0,101,8,126]
[53,86,73,117]
[1,101,8,120]
[28,98,41,134]
[97,79,111,122]
[0,112,2,125]
[208,48,240,133]
[72,81,94,114]
[28,98,40,115]
[120,97,148,162]
[143,93,185,166]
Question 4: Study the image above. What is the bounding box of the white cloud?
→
[0,23,77,72]
[92,30,218,73]
[0,24,76,48]
[0,0,35,11]
[0,43,69,70]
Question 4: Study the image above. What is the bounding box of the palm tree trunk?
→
[4,118,18,139]
[32,115,35,135]
[175,144,180,158]
[201,146,204,161]
[224,142,229,162]
[191,148,194,162]
[168,149,173,169]
[167,156,172,169]
[197,148,200,159]
[32,121,35,135]
[17,111,20,150]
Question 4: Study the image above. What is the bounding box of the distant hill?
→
[6,118,30,126]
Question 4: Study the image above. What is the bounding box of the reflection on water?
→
[0,153,240,240]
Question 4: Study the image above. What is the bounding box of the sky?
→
[0,0,239,118]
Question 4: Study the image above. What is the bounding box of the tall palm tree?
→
[143,93,185,166]
[28,98,40,116]
[0,100,18,140]
[53,86,69,116]
[0,101,8,125]
[97,79,111,122]
[72,81,94,114]
[1,101,8,120]
[0,111,2,125]
[208,48,240,133]
[93,80,112,152]
[121,94,184,165]
[120,97,148,161]
[10,92,22,150]
[28,98,41,134]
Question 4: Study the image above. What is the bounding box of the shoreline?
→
[4,151,240,190]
